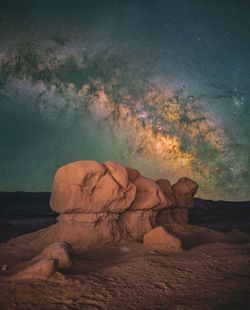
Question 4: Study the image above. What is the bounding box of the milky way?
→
[0,0,249,200]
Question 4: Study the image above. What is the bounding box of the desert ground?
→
[0,241,250,310]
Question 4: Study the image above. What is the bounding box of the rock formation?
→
[1,159,250,280]
[1,160,191,256]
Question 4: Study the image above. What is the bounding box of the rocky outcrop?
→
[0,160,199,258]
[1,160,250,284]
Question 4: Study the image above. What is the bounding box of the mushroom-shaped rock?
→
[143,226,182,253]
[156,179,176,206]
[10,259,57,280]
[50,160,136,214]
[130,176,170,210]
[32,242,72,269]
[172,177,198,208]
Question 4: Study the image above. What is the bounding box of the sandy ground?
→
[0,241,249,310]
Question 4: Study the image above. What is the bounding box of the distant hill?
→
[190,198,250,234]
[0,191,55,218]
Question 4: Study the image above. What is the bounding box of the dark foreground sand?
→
[0,241,249,310]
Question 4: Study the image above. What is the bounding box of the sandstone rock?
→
[172,177,198,208]
[156,179,175,206]
[171,208,188,224]
[11,259,57,280]
[50,160,136,214]
[46,213,121,253]
[33,242,72,269]
[118,210,156,241]
[130,176,170,210]
[156,209,176,225]
[143,226,182,253]
[1,213,122,255]
[0,160,201,257]
[54,213,122,253]
[156,208,189,226]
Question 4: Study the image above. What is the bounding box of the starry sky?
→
[0,0,250,200]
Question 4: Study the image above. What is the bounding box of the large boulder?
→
[50,160,136,214]
[143,226,182,253]
[172,177,198,209]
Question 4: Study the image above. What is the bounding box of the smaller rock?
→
[33,242,72,269]
[11,259,57,280]
[143,226,182,253]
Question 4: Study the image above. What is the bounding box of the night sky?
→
[0,0,250,200]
